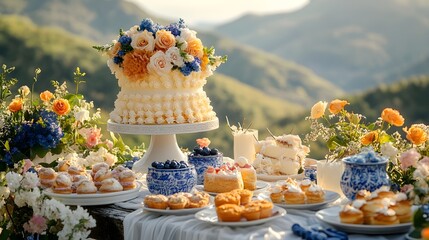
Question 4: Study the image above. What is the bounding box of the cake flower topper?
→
[196,138,211,148]
[93,18,227,81]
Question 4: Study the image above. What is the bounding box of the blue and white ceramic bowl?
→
[146,165,197,195]
[188,154,223,185]
[340,157,390,200]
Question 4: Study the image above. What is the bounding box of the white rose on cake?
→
[147,51,173,77]
[166,47,184,67]
[131,30,155,52]
[180,28,197,41]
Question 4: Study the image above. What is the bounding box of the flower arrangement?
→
[93,18,227,81]
[0,64,144,239]
[305,99,429,203]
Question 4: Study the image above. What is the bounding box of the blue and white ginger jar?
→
[188,153,223,185]
[146,165,197,195]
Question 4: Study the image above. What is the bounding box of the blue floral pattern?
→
[340,159,390,200]
[188,154,223,184]
[146,166,197,195]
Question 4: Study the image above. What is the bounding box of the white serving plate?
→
[195,206,286,227]
[316,205,415,234]
[44,182,141,206]
[274,190,340,211]
[195,181,270,196]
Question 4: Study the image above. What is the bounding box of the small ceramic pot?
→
[340,157,390,200]
[146,165,197,195]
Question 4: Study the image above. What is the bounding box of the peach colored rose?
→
[52,98,70,115]
[8,98,23,112]
[185,38,204,59]
[361,131,378,145]
[155,30,176,52]
[196,138,211,147]
[328,99,349,114]
[404,125,428,145]
[79,127,102,148]
[122,49,151,81]
[40,90,54,102]
[131,30,155,52]
[381,108,404,127]
[310,101,327,119]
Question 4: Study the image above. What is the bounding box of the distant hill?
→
[216,0,429,91]
[0,0,343,106]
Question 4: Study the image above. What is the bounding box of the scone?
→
[216,204,243,222]
[168,194,189,210]
[231,189,253,205]
[215,192,241,207]
[187,191,210,208]
[249,199,273,219]
[242,204,261,221]
[144,194,168,209]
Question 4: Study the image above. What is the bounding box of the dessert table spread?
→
[115,178,410,240]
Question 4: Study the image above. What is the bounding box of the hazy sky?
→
[128,0,309,25]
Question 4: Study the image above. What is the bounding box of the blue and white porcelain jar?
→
[146,165,197,195]
[188,154,223,185]
[340,149,390,200]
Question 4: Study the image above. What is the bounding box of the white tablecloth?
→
[117,181,409,240]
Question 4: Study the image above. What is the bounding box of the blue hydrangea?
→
[113,56,123,64]
[139,18,156,34]
[117,50,125,57]
[118,35,132,46]
[180,64,192,76]
[12,110,63,153]
[166,19,186,37]
[190,57,201,71]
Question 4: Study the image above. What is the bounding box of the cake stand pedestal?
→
[107,118,219,174]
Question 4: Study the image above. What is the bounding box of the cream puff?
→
[91,162,109,177]
[118,169,137,190]
[99,178,123,193]
[270,186,284,203]
[93,168,113,189]
[339,205,364,224]
[38,167,56,189]
[306,184,325,203]
[371,208,399,225]
[53,173,73,194]
[283,184,306,204]
[390,192,412,223]
[299,179,312,192]
[76,180,98,194]
[57,160,71,172]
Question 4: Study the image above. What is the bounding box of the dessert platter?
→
[316,205,415,234]
[45,182,142,206]
[195,206,286,227]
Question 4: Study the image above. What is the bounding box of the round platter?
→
[107,118,219,135]
[44,182,142,206]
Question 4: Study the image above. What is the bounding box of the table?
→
[118,181,410,240]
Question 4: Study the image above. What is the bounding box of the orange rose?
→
[40,90,54,102]
[404,125,428,145]
[196,138,211,148]
[361,131,378,145]
[186,38,204,59]
[201,53,209,71]
[381,108,404,126]
[310,101,327,119]
[328,99,349,114]
[8,98,23,112]
[52,98,70,115]
[155,30,176,52]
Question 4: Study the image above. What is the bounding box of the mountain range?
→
[216,0,429,91]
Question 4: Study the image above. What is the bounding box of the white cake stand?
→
[107,118,219,174]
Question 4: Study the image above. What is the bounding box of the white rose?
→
[176,36,188,51]
[19,85,30,97]
[180,28,197,41]
[74,109,90,122]
[147,51,173,75]
[380,142,399,164]
[131,30,155,52]
[165,47,184,67]
[5,172,23,192]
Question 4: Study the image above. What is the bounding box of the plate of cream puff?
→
[315,187,416,234]
[142,190,213,215]
[194,189,287,226]
[267,178,340,210]
[41,162,141,206]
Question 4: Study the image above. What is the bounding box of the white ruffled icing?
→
[352,199,366,209]
[286,184,303,193]
[308,184,322,192]
[377,207,396,216]
[342,205,361,213]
